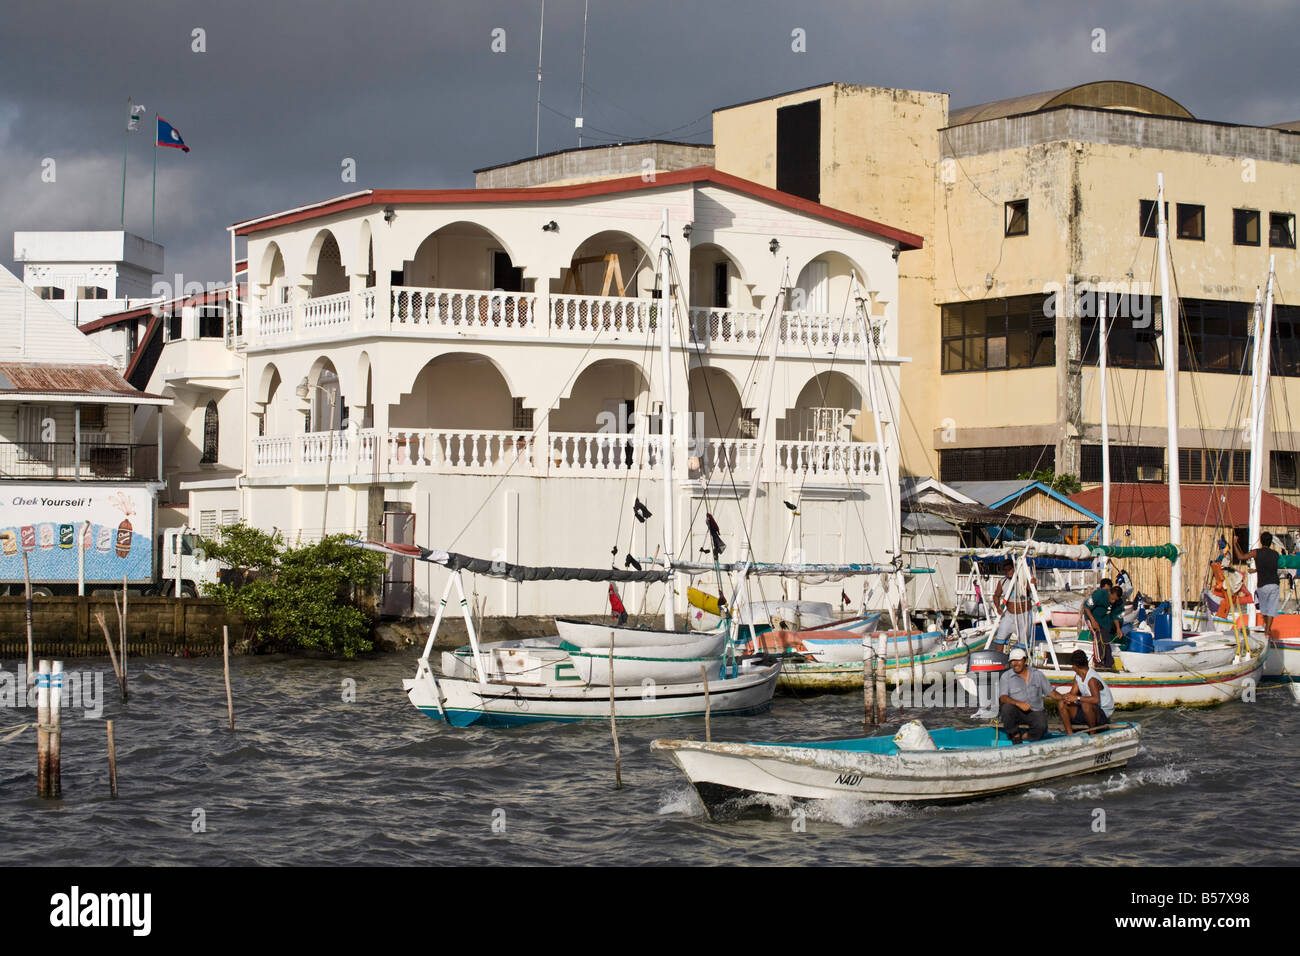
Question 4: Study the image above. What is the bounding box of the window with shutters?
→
[199,511,217,538]
[200,401,219,463]
[221,509,240,527]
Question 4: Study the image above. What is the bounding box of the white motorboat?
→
[652,720,1141,817]
[407,655,780,727]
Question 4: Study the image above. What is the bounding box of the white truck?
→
[0,483,222,597]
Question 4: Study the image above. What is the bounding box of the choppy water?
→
[1,654,1297,866]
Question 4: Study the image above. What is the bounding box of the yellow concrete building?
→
[712,81,1300,507]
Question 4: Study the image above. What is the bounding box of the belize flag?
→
[156,116,189,152]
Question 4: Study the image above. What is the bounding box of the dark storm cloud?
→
[2,0,1296,282]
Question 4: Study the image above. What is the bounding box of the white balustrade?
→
[387,429,535,473]
[548,432,666,473]
[551,294,655,337]
[391,287,536,331]
[301,291,351,330]
[775,440,881,480]
[689,308,883,355]
[253,436,294,469]
[361,289,376,324]
[688,437,760,481]
[298,430,349,466]
[689,308,765,349]
[257,303,293,339]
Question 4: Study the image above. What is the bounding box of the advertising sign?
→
[0,484,155,583]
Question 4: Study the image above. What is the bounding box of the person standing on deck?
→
[1235,532,1280,634]
[992,559,1036,650]
[997,648,1070,743]
[1059,649,1114,733]
[1081,579,1121,668]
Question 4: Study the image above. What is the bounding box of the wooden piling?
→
[36,660,49,798]
[94,612,125,699]
[50,661,62,798]
[106,719,118,797]
[864,644,877,730]
[875,634,887,724]
[121,575,129,701]
[223,626,234,731]
[22,552,33,691]
[701,664,711,742]
[608,634,621,790]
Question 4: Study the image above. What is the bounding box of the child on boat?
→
[1059,649,1115,733]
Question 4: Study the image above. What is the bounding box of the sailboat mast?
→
[1248,256,1277,587]
[657,209,676,629]
[852,272,897,554]
[1156,174,1183,627]
[1099,292,1111,547]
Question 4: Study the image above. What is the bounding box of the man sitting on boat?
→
[1060,649,1114,733]
[1234,532,1280,634]
[992,560,1036,650]
[998,648,1070,744]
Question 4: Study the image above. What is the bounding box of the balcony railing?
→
[0,442,150,481]
[249,287,884,355]
[251,429,882,482]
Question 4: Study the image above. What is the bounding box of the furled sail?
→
[348,540,671,583]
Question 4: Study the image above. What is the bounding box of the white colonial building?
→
[225,165,921,618]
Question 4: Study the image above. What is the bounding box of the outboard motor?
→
[966,647,1008,719]
[968,647,1010,674]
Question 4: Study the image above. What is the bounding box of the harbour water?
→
[1,654,1296,866]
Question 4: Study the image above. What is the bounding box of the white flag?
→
[127,103,146,132]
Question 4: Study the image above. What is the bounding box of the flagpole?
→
[151,114,158,242]
[120,97,131,227]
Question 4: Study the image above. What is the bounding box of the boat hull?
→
[652,723,1141,816]
[564,632,728,685]
[405,660,781,727]
[555,617,723,649]
[1038,643,1266,708]
[775,634,978,693]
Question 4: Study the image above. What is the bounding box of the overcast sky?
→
[2,0,1297,284]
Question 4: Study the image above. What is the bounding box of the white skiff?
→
[555,617,724,650]
[652,721,1141,816]
[406,657,780,727]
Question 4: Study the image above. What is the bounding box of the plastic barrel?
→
[1151,612,1172,645]
[1127,629,1155,654]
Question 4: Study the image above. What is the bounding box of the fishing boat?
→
[555,617,725,649]
[652,720,1141,817]
[756,628,983,693]
[560,633,728,684]
[411,654,780,728]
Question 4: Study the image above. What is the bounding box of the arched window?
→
[201,401,219,463]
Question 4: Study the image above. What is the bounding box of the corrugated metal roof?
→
[947,82,1193,127]
[0,362,166,400]
[1072,484,1300,527]
[904,498,1036,527]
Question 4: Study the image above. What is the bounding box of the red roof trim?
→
[78,286,235,334]
[123,313,162,384]
[232,167,924,249]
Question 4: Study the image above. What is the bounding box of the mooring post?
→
[23,552,34,692]
[50,661,62,798]
[701,663,712,742]
[106,719,118,798]
[223,625,234,731]
[121,574,129,702]
[608,634,621,790]
[36,659,49,798]
[864,643,877,730]
[95,611,125,700]
[875,634,887,724]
